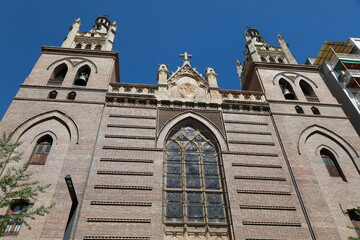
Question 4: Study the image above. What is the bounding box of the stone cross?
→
[180,52,192,61]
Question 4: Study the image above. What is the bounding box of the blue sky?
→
[0,0,359,119]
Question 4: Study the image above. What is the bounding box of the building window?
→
[300,80,319,102]
[269,57,275,63]
[29,135,53,165]
[48,90,58,99]
[311,106,320,115]
[320,149,346,181]
[74,65,91,86]
[279,79,297,100]
[278,58,284,63]
[260,56,266,62]
[75,43,82,49]
[2,200,29,235]
[348,208,360,237]
[67,91,76,100]
[163,122,230,239]
[48,63,68,85]
[295,105,304,114]
[85,44,92,50]
[94,45,102,50]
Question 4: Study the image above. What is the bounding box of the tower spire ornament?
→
[179,52,192,65]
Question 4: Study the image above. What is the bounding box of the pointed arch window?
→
[300,80,319,102]
[311,106,320,115]
[67,91,76,100]
[94,45,102,50]
[295,105,304,114]
[48,90,58,99]
[320,149,346,181]
[164,122,230,239]
[29,135,53,165]
[85,44,92,50]
[48,63,68,85]
[74,65,91,86]
[279,79,297,100]
[75,43,82,49]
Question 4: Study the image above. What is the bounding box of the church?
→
[0,16,359,240]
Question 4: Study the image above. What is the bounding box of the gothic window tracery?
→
[163,122,230,240]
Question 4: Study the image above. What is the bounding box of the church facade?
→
[0,17,360,240]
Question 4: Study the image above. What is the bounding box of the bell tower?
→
[61,15,117,51]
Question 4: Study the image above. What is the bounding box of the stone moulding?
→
[228,140,275,146]
[94,185,152,190]
[83,236,150,240]
[13,97,104,105]
[109,114,156,119]
[87,218,151,223]
[224,120,268,125]
[271,112,348,119]
[20,84,108,92]
[106,124,156,129]
[83,237,150,240]
[237,189,291,195]
[223,151,278,157]
[99,158,154,163]
[232,163,282,168]
[105,135,155,140]
[239,205,296,211]
[97,170,153,176]
[234,176,286,181]
[226,130,272,135]
[242,221,301,227]
[90,201,152,207]
[102,146,162,151]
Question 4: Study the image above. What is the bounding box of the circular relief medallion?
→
[177,77,199,99]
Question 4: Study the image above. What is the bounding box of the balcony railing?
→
[219,90,266,102]
[109,83,157,95]
[330,53,360,69]
[2,219,22,235]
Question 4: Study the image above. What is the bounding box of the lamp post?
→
[64,175,78,240]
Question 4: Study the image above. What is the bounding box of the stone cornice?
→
[268,99,342,107]
[271,112,348,119]
[20,84,107,92]
[41,46,118,58]
[13,97,104,105]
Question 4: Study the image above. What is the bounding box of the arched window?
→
[311,106,320,115]
[67,91,76,100]
[299,80,319,102]
[48,63,68,85]
[75,43,82,49]
[295,105,304,114]
[320,149,346,181]
[2,200,29,235]
[74,65,91,86]
[85,44,92,49]
[29,135,53,165]
[278,58,284,63]
[279,79,297,100]
[163,122,230,239]
[48,90,58,99]
[260,56,266,62]
[269,57,275,63]
[94,45,102,50]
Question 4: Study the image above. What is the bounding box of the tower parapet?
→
[61,15,117,51]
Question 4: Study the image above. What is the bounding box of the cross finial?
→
[180,52,192,61]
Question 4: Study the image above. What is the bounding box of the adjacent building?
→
[0,17,359,240]
[309,39,360,136]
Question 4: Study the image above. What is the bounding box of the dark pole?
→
[63,175,78,240]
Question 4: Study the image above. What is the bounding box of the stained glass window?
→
[164,122,230,238]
